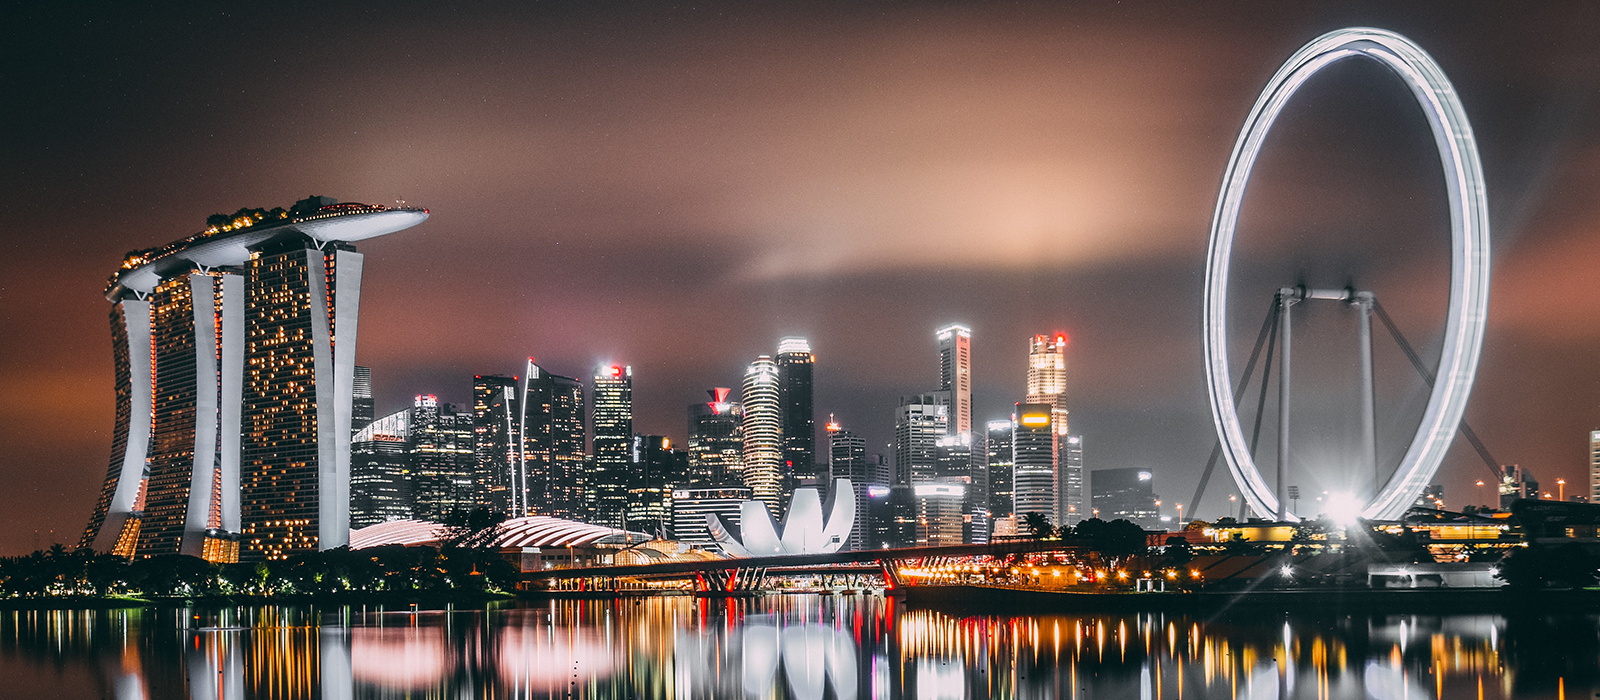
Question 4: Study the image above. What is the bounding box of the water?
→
[1,595,1594,699]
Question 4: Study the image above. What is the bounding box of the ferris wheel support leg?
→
[1276,287,1298,522]
[1355,291,1379,499]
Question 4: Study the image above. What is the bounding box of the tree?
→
[1022,512,1055,539]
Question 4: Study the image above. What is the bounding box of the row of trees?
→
[1020,514,1150,556]
[0,543,519,599]
[1,510,519,599]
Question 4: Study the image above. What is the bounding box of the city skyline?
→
[4,3,1600,554]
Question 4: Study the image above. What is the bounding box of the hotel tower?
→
[80,196,427,561]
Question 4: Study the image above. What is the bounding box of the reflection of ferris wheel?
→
[1198,28,1493,523]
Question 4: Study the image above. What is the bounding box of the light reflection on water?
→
[1,596,1595,699]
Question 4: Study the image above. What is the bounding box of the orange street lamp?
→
[1475,480,1486,508]
[1557,478,1566,502]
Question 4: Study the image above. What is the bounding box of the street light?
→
[1557,478,1566,502]
[1475,480,1485,509]
[1177,503,1184,527]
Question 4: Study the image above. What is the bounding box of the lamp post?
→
[1475,480,1485,509]
[1177,503,1184,528]
[1557,478,1566,502]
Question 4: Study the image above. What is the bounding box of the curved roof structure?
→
[107,200,428,301]
[349,516,653,550]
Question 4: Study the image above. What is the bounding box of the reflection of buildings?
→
[81,197,427,561]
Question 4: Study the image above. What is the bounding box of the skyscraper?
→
[986,419,1015,523]
[688,388,743,488]
[1091,468,1159,529]
[1590,431,1600,504]
[350,409,412,529]
[741,356,782,512]
[352,366,375,435]
[1060,434,1084,524]
[827,419,868,550]
[936,324,973,436]
[1025,334,1080,523]
[1013,403,1058,524]
[591,365,633,526]
[81,197,426,561]
[629,435,686,535]
[520,360,586,518]
[409,396,477,521]
[894,394,947,485]
[776,337,817,505]
[471,374,520,513]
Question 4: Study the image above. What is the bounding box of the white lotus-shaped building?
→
[708,479,856,557]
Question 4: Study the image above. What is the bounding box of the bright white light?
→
[1324,492,1362,526]
[1280,565,1293,577]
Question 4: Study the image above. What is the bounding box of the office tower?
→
[741,356,783,512]
[591,365,633,526]
[1012,403,1058,524]
[915,481,967,546]
[628,435,686,535]
[936,325,973,436]
[670,487,751,551]
[82,198,426,560]
[775,338,817,505]
[688,388,744,488]
[867,484,916,550]
[350,409,412,528]
[520,360,586,518]
[409,397,477,521]
[895,394,947,485]
[1060,435,1084,525]
[1091,468,1160,529]
[827,419,868,550]
[869,454,892,487]
[472,374,520,513]
[986,420,1015,522]
[1591,431,1600,504]
[936,433,987,544]
[1025,333,1080,525]
[352,366,375,436]
[1498,464,1537,510]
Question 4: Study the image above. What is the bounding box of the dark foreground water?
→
[2,595,1596,699]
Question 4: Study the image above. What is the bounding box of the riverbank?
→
[902,584,1600,615]
[0,590,519,611]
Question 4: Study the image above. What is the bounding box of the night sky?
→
[2,2,1598,554]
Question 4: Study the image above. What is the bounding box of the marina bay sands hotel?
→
[79,196,428,562]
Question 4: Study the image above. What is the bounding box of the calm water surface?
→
[2,595,1595,699]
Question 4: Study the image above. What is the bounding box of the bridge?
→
[519,538,1083,594]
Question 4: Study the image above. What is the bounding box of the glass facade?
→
[472,374,519,513]
[740,357,782,513]
[687,389,743,489]
[776,338,816,507]
[521,362,586,518]
[590,365,633,526]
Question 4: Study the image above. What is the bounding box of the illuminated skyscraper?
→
[1091,467,1159,529]
[628,435,686,535]
[350,409,411,529]
[519,360,586,518]
[741,356,782,512]
[688,388,743,488]
[410,396,477,521]
[827,419,868,550]
[776,337,817,505]
[1026,334,1082,524]
[591,365,633,526]
[352,366,374,435]
[936,324,973,436]
[80,197,427,561]
[1590,431,1600,504]
[471,374,520,512]
[986,419,1015,522]
[894,394,947,485]
[1013,403,1058,524]
[1060,434,1084,524]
